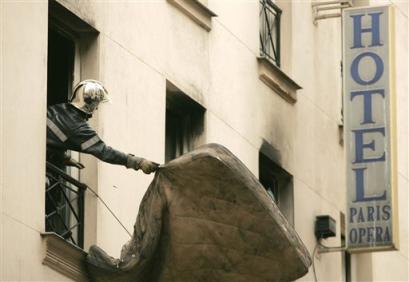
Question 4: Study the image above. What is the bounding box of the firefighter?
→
[46,79,159,174]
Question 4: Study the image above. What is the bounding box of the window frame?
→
[165,83,206,163]
[259,151,294,225]
[259,0,282,67]
[45,0,99,250]
[46,22,85,248]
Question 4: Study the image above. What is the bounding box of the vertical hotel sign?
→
[343,6,398,251]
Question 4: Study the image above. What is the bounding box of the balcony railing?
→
[260,0,282,67]
[45,162,86,248]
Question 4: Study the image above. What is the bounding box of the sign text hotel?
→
[343,6,398,251]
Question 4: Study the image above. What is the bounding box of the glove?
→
[63,153,85,169]
[126,155,159,174]
[139,159,160,174]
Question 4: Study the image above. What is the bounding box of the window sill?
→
[257,57,302,103]
[41,232,89,282]
[167,0,217,31]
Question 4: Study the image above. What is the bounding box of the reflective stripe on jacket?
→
[46,103,128,166]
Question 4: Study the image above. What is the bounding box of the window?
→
[259,0,282,67]
[45,1,98,248]
[47,27,75,106]
[46,18,85,248]
[259,151,293,225]
[165,82,205,162]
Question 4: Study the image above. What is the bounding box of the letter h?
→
[351,12,383,49]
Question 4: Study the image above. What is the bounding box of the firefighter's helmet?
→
[70,80,110,115]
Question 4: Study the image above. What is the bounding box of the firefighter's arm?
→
[126,155,159,174]
[70,124,158,173]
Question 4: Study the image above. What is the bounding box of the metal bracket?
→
[312,0,352,25]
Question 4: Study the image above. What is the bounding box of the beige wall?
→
[0,1,70,281]
[1,0,407,281]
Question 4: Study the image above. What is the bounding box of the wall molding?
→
[41,233,89,282]
[167,0,217,31]
[257,57,302,103]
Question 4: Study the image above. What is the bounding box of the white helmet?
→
[70,79,110,115]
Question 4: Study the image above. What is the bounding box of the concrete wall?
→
[1,0,407,281]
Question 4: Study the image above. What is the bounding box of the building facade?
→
[1,0,407,281]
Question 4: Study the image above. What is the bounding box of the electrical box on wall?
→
[315,215,336,239]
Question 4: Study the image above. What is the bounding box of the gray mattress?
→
[86,143,311,282]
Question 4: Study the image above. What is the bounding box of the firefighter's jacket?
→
[46,103,128,166]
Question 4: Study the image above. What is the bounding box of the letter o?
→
[351,52,384,85]
[349,229,358,244]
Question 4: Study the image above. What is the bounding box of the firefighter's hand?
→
[127,155,159,174]
[139,159,160,174]
[64,158,85,169]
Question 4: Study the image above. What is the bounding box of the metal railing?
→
[260,0,282,67]
[45,162,86,248]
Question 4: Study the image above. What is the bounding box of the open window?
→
[47,27,75,106]
[259,151,294,225]
[165,82,205,162]
[45,1,98,248]
[46,20,84,248]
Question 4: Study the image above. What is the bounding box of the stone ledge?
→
[257,57,302,103]
[167,0,217,31]
[41,232,89,282]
